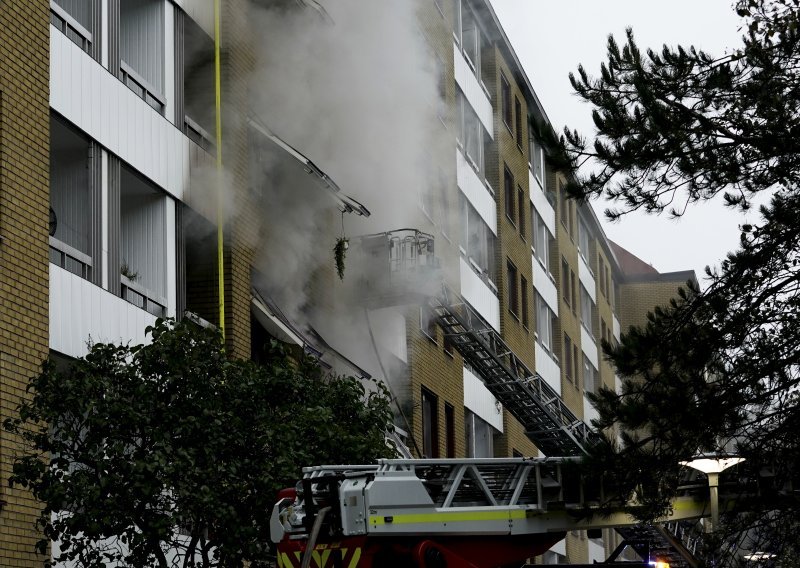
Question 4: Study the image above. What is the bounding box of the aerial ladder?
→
[270,457,719,568]
[328,231,711,567]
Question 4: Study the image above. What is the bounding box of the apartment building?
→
[0,0,696,565]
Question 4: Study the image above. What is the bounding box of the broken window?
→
[422,388,440,458]
[465,410,495,458]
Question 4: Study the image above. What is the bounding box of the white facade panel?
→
[534,342,561,396]
[578,254,597,303]
[50,265,157,359]
[50,28,215,202]
[580,324,599,369]
[549,538,566,556]
[456,148,497,235]
[453,43,493,138]
[173,0,215,37]
[459,257,500,332]
[532,254,559,316]
[612,313,621,341]
[166,198,177,317]
[463,366,504,433]
[588,538,605,564]
[529,169,556,235]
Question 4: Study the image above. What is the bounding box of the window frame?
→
[507,259,519,318]
[501,73,512,131]
[422,387,440,458]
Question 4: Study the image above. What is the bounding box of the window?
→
[420,307,438,342]
[465,410,495,458]
[578,218,591,259]
[50,115,96,282]
[598,257,606,298]
[507,259,519,317]
[535,293,555,352]
[445,404,455,458]
[501,74,512,130]
[564,334,574,383]
[504,167,515,223]
[570,270,577,314]
[120,166,168,317]
[517,187,525,238]
[561,258,571,307]
[120,0,166,113]
[460,194,497,286]
[583,356,597,394]
[457,91,489,179]
[521,276,529,329]
[515,96,523,147]
[532,209,553,273]
[184,15,216,147]
[580,285,594,336]
[422,388,440,458]
[559,182,569,228]
[530,136,544,185]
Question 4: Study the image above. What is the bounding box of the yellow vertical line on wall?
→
[214,0,225,341]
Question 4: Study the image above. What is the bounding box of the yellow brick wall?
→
[618,279,691,334]
[407,1,465,459]
[552,171,584,419]
[0,0,51,564]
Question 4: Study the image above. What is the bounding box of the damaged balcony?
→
[350,229,442,309]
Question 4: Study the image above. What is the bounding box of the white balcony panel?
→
[457,148,497,235]
[578,254,597,302]
[615,373,622,395]
[548,538,566,556]
[580,324,599,369]
[463,366,504,432]
[583,395,599,431]
[529,169,556,235]
[588,538,605,564]
[612,313,621,341]
[534,342,561,396]
[532,254,559,316]
[50,28,214,202]
[50,265,157,359]
[453,43,493,138]
[460,257,500,332]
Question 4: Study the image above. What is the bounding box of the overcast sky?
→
[489,0,760,284]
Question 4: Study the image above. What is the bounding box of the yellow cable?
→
[214,0,225,342]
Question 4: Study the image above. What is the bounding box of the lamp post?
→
[680,454,745,532]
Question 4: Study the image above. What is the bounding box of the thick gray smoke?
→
[245,0,446,392]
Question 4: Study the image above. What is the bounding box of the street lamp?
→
[680,454,745,532]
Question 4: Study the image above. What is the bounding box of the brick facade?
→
[0,0,50,564]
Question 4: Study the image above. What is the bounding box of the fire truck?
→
[270,458,708,568]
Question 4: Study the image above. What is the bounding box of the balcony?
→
[50,265,157,359]
[349,229,441,309]
[529,168,556,234]
[534,342,561,396]
[456,147,496,234]
[612,313,621,342]
[578,254,597,302]
[580,323,599,369]
[453,42,493,138]
[532,253,559,316]
[463,365,504,432]
[459,256,500,331]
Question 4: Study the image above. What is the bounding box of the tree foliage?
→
[4,319,394,567]
[550,0,800,564]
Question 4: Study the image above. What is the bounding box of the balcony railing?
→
[49,236,91,281]
[120,61,166,114]
[121,275,166,317]
[50,2,92,54]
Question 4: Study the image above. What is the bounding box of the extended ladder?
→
[430,287,601,457]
